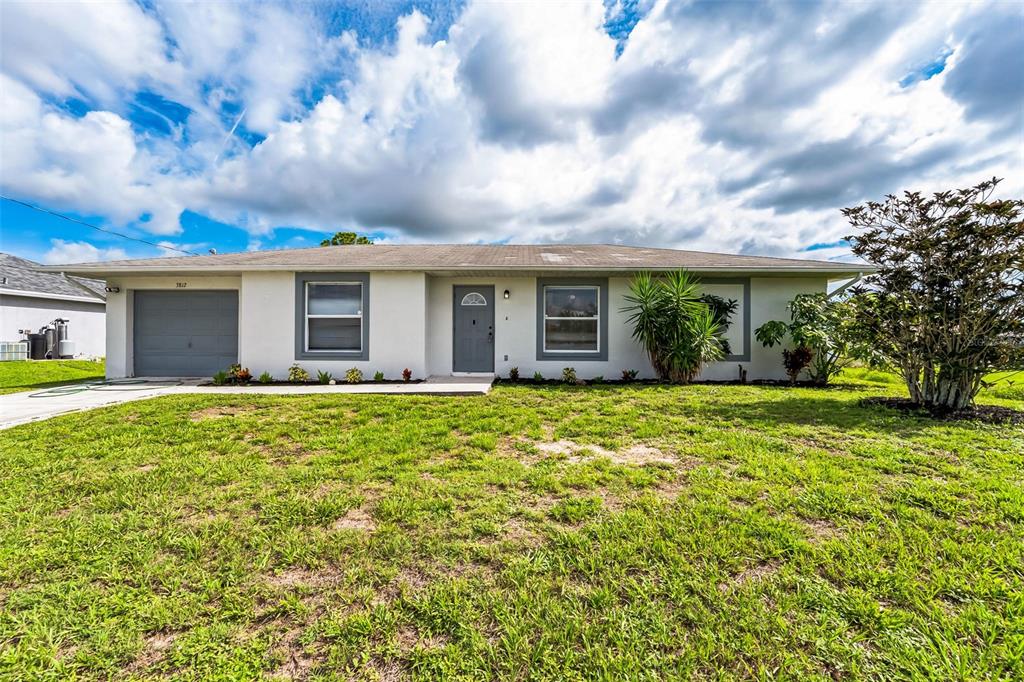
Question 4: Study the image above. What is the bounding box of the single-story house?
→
[44,244,868,381]
[1,252,106,357]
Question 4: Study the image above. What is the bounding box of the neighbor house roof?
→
[0,253,106,303]
[41,244,872,276]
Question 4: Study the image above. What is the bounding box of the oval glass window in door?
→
[460,292,487,306]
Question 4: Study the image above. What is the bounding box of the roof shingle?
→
[0,253,106,301]
[41,244,871,275]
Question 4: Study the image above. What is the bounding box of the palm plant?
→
[622,270,726,383]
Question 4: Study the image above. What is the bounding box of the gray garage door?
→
[133,290,238,377]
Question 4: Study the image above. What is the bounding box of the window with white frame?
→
[543,285,599,352]
[305,282,363,352]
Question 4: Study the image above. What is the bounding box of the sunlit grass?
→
[0,359,106,395]
[0,381,1021,680]
[840,366,1024,405]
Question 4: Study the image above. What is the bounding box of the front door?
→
[453,285,494,373]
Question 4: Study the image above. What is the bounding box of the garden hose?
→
[28,379,183,398]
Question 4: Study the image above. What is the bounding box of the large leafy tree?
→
[320,231,373,246]
[843,178,1024,410]
[755,293,865,385]
[622,270,726,383]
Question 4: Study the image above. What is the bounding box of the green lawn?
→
[0,380,1021,680]
[0,359,106,395]
[841,366,1024,402]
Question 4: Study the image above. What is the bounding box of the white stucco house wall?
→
[44,244,868,381]
[0,253,106,358]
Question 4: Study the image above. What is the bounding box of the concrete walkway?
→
[0,376,493,430]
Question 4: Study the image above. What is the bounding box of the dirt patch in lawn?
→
[332,507,376,532]
[125,630,178,674]
[266,565,346,590]
[801,517,842,542]
[396,626,419,650]
[392,566,431,592]
[531,439,677,466]
[189,405,262,421]
[252,439,321,466]
[652,477,690,501]
[395,624,451,652]
[371,565,438,606]
[719,560,781,593]
[527,493,563,515]
[365,657,409,682]
[500,517,543,545]
[266,620,317,681]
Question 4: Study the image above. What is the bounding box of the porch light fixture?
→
[503,289,510,299]
[105,286,120,293]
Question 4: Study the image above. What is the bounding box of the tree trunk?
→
[920,369,982,410]
[901,364,923,404]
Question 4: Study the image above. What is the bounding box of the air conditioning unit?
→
[0,341,29,362]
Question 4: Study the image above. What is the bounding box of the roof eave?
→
[40,264,877,276]
[0,287,106,303]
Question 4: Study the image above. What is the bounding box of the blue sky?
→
[0,0,1021,265]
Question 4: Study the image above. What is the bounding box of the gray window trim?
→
[536,278,608,361]
[700,276,751,362]
[295,272,370,361]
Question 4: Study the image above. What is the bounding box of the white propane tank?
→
[58,340,76,358]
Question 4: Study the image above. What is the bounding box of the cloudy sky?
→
[0,0,1021,265]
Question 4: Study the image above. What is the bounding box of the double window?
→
[536,279,607,360]
[295,273,369,360]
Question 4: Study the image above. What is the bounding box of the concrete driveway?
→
[0,380,188,430]
[0,376,493,430]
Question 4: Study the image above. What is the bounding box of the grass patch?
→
[982,371,1024,402]
[0,359,105,395]
[0,382,1021,679]
[842,366,1024,404]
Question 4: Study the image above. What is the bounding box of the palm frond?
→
[621,269,726,382]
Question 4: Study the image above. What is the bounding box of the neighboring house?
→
[0,253,106,357]
[44,244,868,380]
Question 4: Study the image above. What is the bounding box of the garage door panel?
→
[135,334,190,353]
[189,335,231,353]
[137,316,194,336]
[140,355,198,375]
[133,290,238,376]
[139,291,190,311]
[192,299,232,314]
[177,320,221,338]
[194,317,237,336]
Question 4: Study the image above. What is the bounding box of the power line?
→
[0,195,199,256]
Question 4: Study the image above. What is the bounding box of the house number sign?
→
[176,282,187,288]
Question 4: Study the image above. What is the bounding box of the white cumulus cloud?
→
[42,239,128,264]
[0,0,1020,260]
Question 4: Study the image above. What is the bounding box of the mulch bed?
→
[201,379,426,387]
[495,378,833,387]
[861,397,1024,425]
[495,376,847,387]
